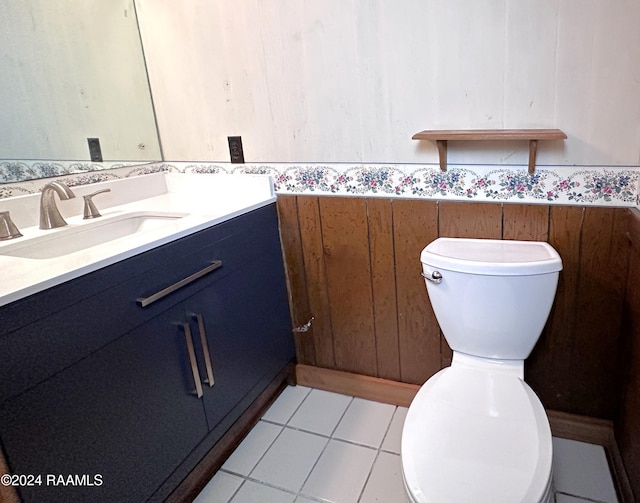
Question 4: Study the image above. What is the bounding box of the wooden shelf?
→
[412,129,567,173]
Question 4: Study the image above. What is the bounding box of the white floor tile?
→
[360,451,410,503]
[196,389,622,503]
[193,471,243,503]
[301,439,377,503]
[288,388,352,436]
[250,428,328,492]
[381,406,408,454]
[552,437,618,503]
[262,385,312,425]
[333,398,396,448]
[555,494,594,503]
[230,479,296,503]
[222,421,282,475]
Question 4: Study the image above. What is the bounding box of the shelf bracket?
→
[528,139,538,175]
[436,140,448,172]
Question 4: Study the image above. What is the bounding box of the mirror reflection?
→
[0,1,161,182]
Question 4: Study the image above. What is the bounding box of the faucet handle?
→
[0,211,23,240]
[83,188,111,219]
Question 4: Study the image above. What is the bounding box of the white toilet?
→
[401,237,563,503]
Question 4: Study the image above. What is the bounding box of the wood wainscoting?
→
[617,208,640,500]
[277,195,630,421]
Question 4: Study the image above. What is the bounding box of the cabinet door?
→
[148,232,296,501]
[190,239,295,432]
[0,305,209,503]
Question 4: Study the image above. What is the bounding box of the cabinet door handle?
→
[178,322,204,398]
[192,313,215,387]
[137,260,223,308]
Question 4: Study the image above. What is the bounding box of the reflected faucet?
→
[39,181,76,229]
[0,211,22,240]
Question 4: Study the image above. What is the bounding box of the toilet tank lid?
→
[421,238,562,275]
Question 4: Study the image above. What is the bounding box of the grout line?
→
[554,490,612,503]
[260,417,289,428]
[296,434,331,499]
[283,385,313,427]
[359,404,403,502]
[329,395,354,438]
[263,416,390,452]
[225,475,246,503]
[295,395,355,498]
[243,422,286,479]
[357,448,383,503]
[379,405,400,453]
[218,470,302,501]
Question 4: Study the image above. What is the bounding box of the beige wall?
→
[137,0,640,166]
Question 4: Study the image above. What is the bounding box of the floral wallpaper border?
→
[1,160,639,207]
[0,160,147,184]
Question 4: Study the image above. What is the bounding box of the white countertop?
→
[0,172,276,307]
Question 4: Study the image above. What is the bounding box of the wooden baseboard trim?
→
[165,363,294,503]
[547,409,614,445]
[607,439,636,503]
[295,364,420,407]
[296,364,634,503]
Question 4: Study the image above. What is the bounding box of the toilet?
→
[401,237,563,503]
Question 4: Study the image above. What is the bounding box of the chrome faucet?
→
[39,181,76,229]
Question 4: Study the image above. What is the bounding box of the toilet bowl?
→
[401,238,562,503]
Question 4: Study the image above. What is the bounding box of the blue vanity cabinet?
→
[150,234,295,501]
[0,203,295,503]
[0,301,211,503]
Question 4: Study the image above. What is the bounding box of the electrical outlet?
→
[87,138,103,162]
[228,136,245,163]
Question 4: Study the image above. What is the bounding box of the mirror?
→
[0,1,161,183]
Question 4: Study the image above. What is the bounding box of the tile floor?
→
[194,386,620,503]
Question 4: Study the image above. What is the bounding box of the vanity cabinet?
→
[0,203,294,503]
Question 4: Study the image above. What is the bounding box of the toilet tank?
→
[421,238,562,360]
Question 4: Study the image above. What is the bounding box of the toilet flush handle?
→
[421,270,443,284]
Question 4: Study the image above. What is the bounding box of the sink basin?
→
[0,211,188,259]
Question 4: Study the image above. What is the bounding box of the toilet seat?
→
[401,364,553,503]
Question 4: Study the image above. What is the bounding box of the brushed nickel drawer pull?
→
[192,313,215,387]
[137,260,223,308]
[178,322,203,398]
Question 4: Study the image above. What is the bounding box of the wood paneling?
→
[617,209,640,500]
[319,197,377,375]
[527,206,584,413]
[279,195,631,421]
[296,197,334,368]
[277,197,315,364]
[438,201,502,238]
[503,204,550,241]
[367,198,400,381]
[393,199,439,384]
[571,208,629,417]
